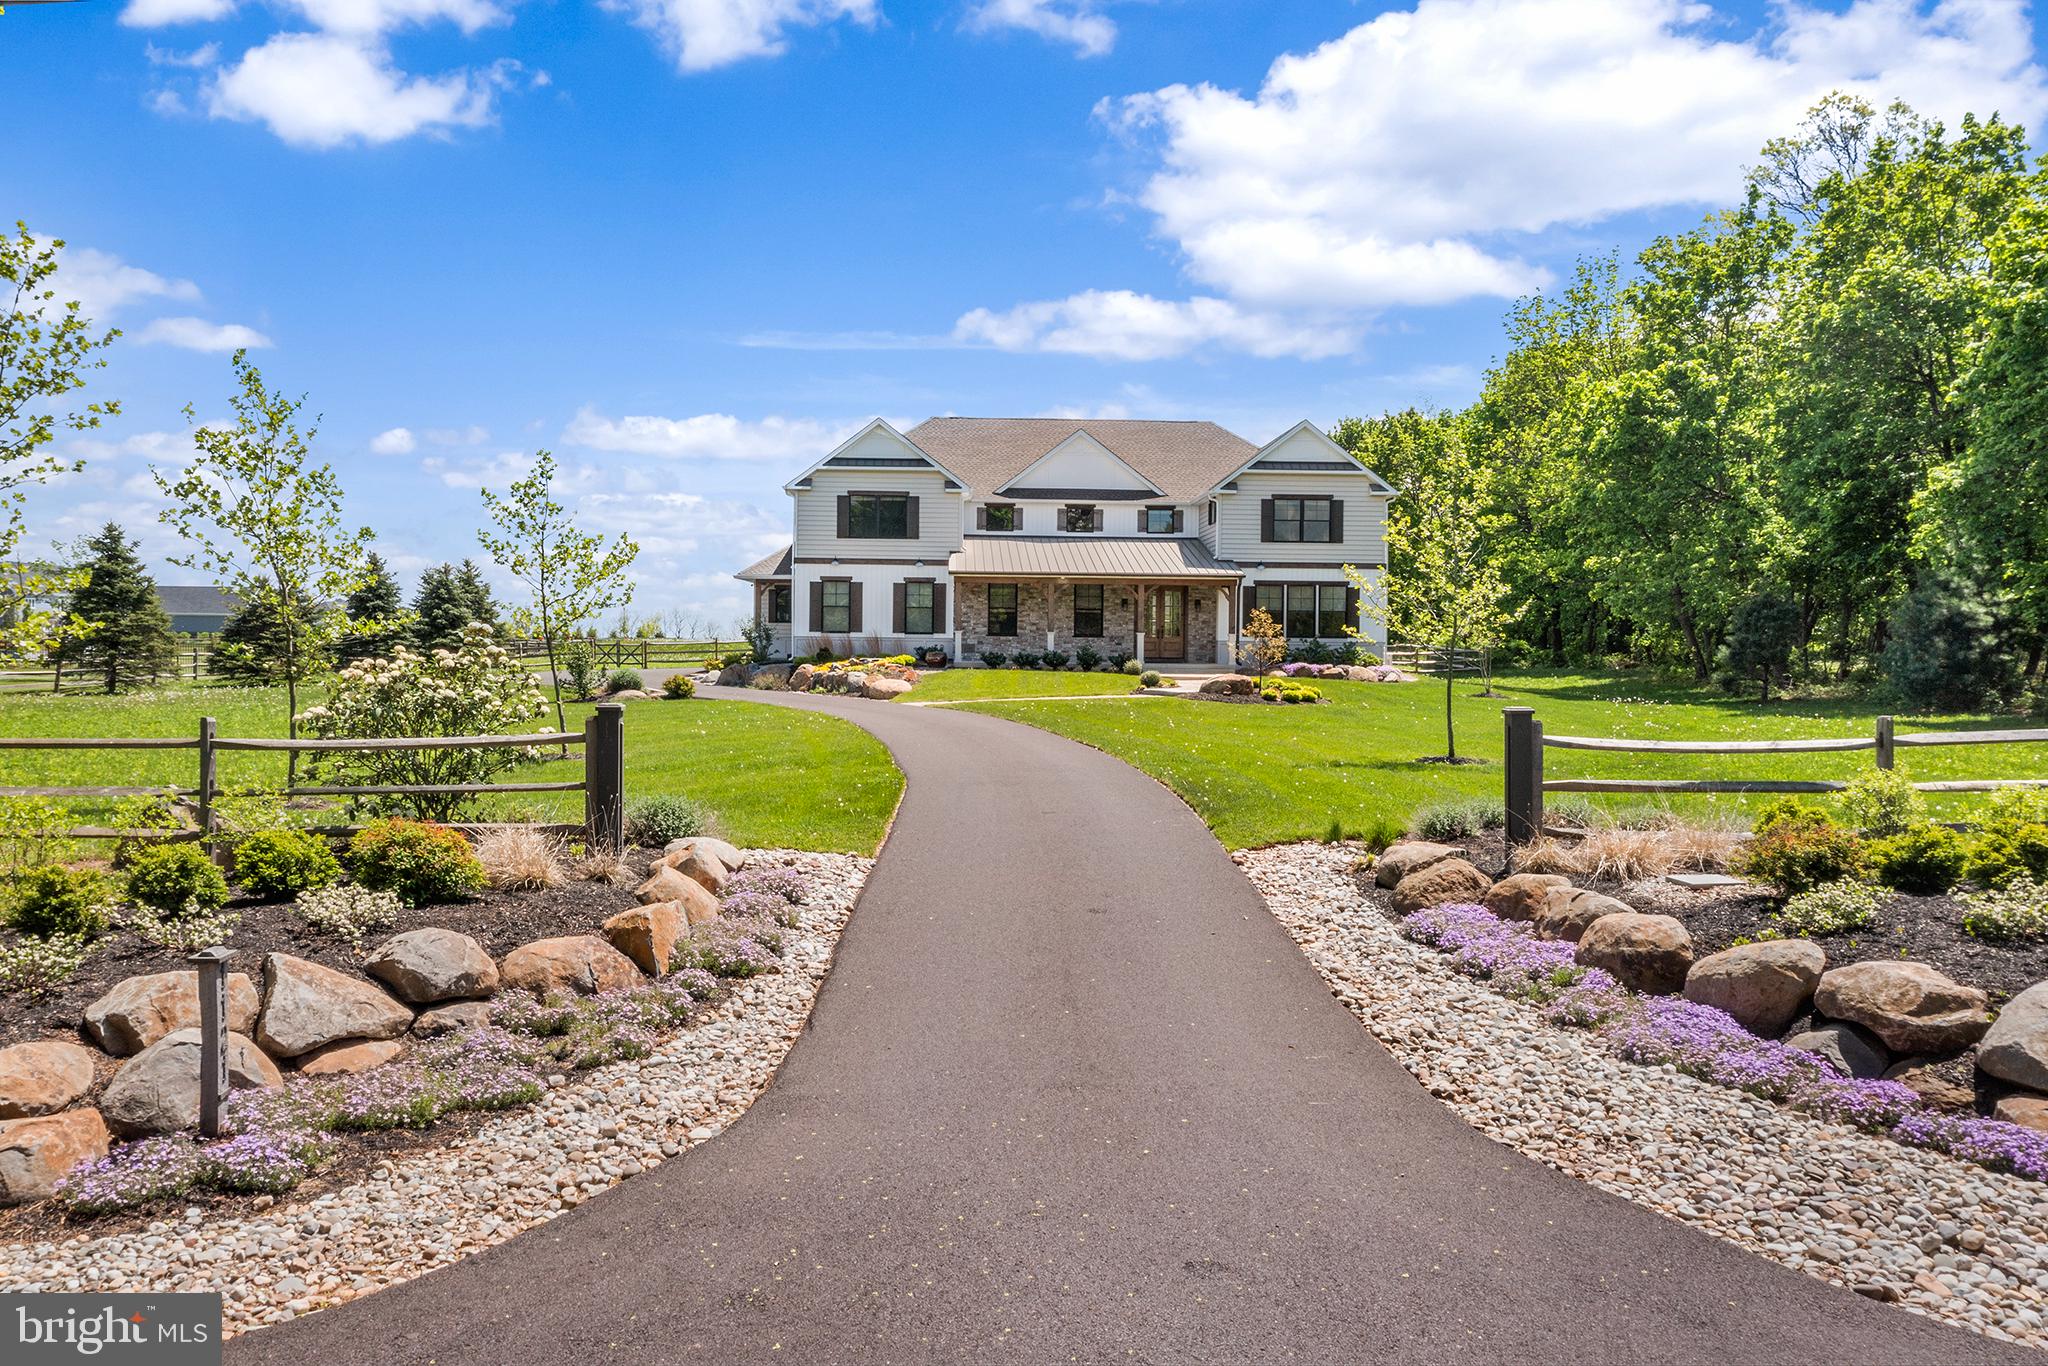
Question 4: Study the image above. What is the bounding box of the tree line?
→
[1336,95,2048,713]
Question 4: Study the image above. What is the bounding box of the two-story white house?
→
[734,416,1395,667]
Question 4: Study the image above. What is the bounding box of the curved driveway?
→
[234,688,2032,1365]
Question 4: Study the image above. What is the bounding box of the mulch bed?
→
[0,849,663,1048]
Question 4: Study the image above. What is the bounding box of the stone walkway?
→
[230,691,2036,1364]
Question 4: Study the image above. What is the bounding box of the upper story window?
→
[841,492,913,539]
[1143,506,1182,535]
[980,503,1018,532]
[1268,496,1334,543]
[1073,584,1104,637]
[987,583,1019,636]
[904,581,936,635]
[1207,499,1217,526]
[821,579,852,633]
[765,584,791,624]
[1063,504,1102,533]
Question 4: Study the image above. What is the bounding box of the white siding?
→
[976,501,1193,536]
[790,562,955,659]
[1214,471,1388,566]
[1007,432,1158,490]
[792,468,962,561]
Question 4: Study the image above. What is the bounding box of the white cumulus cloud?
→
[965,0,1115,57]
[371,426,417,454]
[601,0,877,73]
[137,317,274,351]
[954,289,1358,362]
[561,408,863,461]
[205,33,514,149]
[122,0,238,25]
[51,247,202,321]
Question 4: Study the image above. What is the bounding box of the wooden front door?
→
[1147,586,1187,662]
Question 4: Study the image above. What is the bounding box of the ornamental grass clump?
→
[475,826,567,891]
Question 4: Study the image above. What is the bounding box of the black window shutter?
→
[976,506,987,531]
[907,496,920,540]
[849,582,864,632]
[1092,508,1104,531]
[932,583,947,631]
[892,583,906,634]
[1328,499,1345,543]
[1345,584,1360,630]
[1243,587,1256,627]
[836,495,851,538]
[1260,499,1275,541]
[809,581,825,631]
[1172,509,1184,533]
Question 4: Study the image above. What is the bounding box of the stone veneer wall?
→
[956,581,1223,665]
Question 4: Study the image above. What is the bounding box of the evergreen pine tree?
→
[212,595,312,684]
[454,559,501,636]
[340,552,404,661]
[55,523,176,693]
[409,564,466,652]
[1883,572,2016,712]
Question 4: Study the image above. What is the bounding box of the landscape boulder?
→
[1881,1056,1976,1110]
[1681,940,1825,1037]
[499,936,643,997]
[0,1109,109,1206]
[636,865,720,924]
[412,1002,493,1037]
[1975,980,2048,1094]
[603,903,684,976]
[297,1038,406,1077]
[1531,888,1634,944]
[1198,675,1256,697]
[753,664,793,687]
[83,970,260,1056]
[364,928,499,1005]
[715,664,748,687]
[1389,859,1492,916]
[864,677,912,700]
[100,1029,281,1137]
[1374,841,1461,889]
[813,671,850,694]
[1483,873,1570,923]
[1813,961,1991,1056]
[257,954,414,1059]
[671,846,730,895]
[666,835,746,871]
[1994,1094,2048,1133]
[789,664,816,691]
[1787,1022,1890,1078]
[0,1040,97,1119]
[1575,913,1694,995]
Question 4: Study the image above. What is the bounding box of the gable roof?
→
[735,546,793,581]
[907,418,1256,501]
[1208,420,1395,496]
[782,419,966,493]
[155,585,239,615]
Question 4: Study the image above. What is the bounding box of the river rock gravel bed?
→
[0,850,868,1338]
[1241,841,2048,1350]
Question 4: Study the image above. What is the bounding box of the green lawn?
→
[0,686,901,855]
[903,668,1148,702]
[957,669,2044,848]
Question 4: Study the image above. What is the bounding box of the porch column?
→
[952,578,963,662]
[1215,586,1230,667]
[1045,580,1057,652]
[1134,584,1146,666]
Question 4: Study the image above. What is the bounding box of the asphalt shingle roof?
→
[735,546,793,580]
[907,418,1257,501]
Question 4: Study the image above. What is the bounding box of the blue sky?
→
[8,0,2047,629]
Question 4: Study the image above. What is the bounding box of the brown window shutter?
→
[809,581,825,631]
[975,506,986,531]
[849,582,864,632]
[836,495,851,538]
[1260,498,1275,541]
[1092,508,1104,531]
[1328,499,1344,543]
[907,496,920,539]
[1172,508,1184,533]
[892,582,906,634]
[1345,584,1360,631]
[932,583,947,630]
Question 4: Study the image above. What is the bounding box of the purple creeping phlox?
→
[718,889,791,924]
[1399,901,2045,1183]
[722,867,808,907]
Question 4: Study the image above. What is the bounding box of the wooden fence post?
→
[197,716,218,863]
[1876,714,1895,771]
[584,702,625,855]
[1504,706,1543,862]
[188,945,234,1138]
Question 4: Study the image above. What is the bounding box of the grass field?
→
[0,686,902,854]
[901,669,1149,702]
[957,669,2045,848]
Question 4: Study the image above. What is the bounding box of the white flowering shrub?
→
[0,932,90,996]
[126,904,244,954]
[293,885,402,951]
[297,623,553,821]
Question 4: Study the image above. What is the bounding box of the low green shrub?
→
[346,820,485,905]
[1735,820,1864,896]
[1138,669,1162,687]
[1106,652,1129,671]
[1011,650,1042,669]
[1041,650,1069,669]
[1074,645,1101,670]
[1412,799,1503,842]
[232,829,342,902]
[1751,797,1833,839]
[1963,823,2048,890]
[1959,875,2048,942]
[662,673,695,699]
[1121,659,1142,675]
[978,650,1008,667]
[1866,825,1968,895]
[125,844,231,918]
[606,669,644,694]
[626,794,714,846]
[4,865,113,938]
[1774,878,1886,936]
[1834,770,1925,837]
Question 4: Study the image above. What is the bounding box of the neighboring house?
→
[154,586,239,635]
[736,417,1394,666]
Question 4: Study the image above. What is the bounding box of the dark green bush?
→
[1882,572,2015,712]
[1963,822,2048,890]
[5,865,113,938]
[1751,797,1833,839]
[346,820,485,906]
[1735,822,1865,896]
[232,829,342,902]
[1073,645,1101,670]
[625,795,714,846]
[1041,650,1069,669]
[606,669,644,694]
[125,844,231,917]
[1866,825,1968,895]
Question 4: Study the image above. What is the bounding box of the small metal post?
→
[1876,714,1895,771]
[1504,706,1544,862]
[197,716,218,864]
[188,946,234,1138]
[584,702,626,856]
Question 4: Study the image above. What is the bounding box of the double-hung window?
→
[1271,496,1333,543]
[847,493,911,538]
[904,581,936,635]
[987,584,1019,636]
[1143,507,1177,535]
[982,503,1017,531]
[1063,504,1099,533]
[1285,584,1318,638]
[821,580,852,633]
[1318,586,1348,638]
[766,585,791,624]
[1253,584,1286,623]
[1073,585,1104,637]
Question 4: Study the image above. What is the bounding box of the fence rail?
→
[1386,642,1486,675]
[1502,706,2048,852]
[504,637,740,671]
[0,705,626,854]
